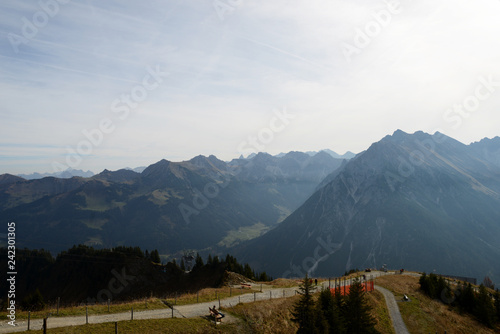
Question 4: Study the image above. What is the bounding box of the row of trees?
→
[419,273,500,328]
[186,253,272,281]
[292,275,379,334]
[2,245,270,311]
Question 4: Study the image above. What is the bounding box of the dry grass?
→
[3,286,256,321]
[18,318,239,334]
[227,295,301,333]
[165,286,257,306]
[375,275,498,334]
[0,297,168,320]
[366,289,396,334]
[269,278,300,288]
[226,286,395,334]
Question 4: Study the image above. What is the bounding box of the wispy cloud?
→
[1,0,499,174]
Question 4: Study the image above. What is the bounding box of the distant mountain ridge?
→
[13,149,350,180]
[17,168,95,180]
[4,132,500,282]
[275,149,356,160]
[0,151,344,256]
[232,130,500,282]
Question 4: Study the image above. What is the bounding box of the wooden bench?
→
[209,307,224,323]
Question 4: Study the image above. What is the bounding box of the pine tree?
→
[243,263,254,279]
[495,289,500,324]
[419,273,429,294]
[459,283,476,314]
[474,284,496,328]
[180,258,186,271]
[20,289,45,311]
[494,289,500,324]
[292,274,318,334]
[193,253,204,270]
[344,278,379,334]
[317,287,346,334]
[332,286,347,334]
[150,249,161,263]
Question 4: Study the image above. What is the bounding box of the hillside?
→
[0,246,265,306]
[232,130,500,282]
[0,152,343,255]
[2,273,497,334]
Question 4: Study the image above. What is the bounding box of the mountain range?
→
[2,131,500,282]
[232,131,500,281]
[0,151,344,256]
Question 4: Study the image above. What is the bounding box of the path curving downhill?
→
[375,285,410,334]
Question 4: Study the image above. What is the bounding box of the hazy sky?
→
[1,0,500,174]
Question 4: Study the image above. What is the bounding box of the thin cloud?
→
[1,0,499,174]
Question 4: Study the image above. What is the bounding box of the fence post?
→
[171,307,174,318]
[131,307,133,321]
[27,311,30,331]
[57,297,60,315]
[43,318,47,334]
[86,306,88,324]
[115,321,118,334]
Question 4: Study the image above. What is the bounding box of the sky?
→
[1,0,500,174]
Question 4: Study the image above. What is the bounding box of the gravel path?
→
[375,285,410,334]
[0,285,302,333]
[0,274,411,333]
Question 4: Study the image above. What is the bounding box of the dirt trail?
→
[0,272,411,333]
[375,285,410,334]
[0,285,301,333]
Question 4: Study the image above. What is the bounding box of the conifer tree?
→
[316,288,332,333]
[20,289,45,311]
[494,289,500,324]
[344,278,379,334]
[180,258,186,271]
[292,274,317,333]
[459,283,476,314]
[150,249,161,263]
[474,284,496,328]
[193,253,204,270]
[317,287,346,334]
